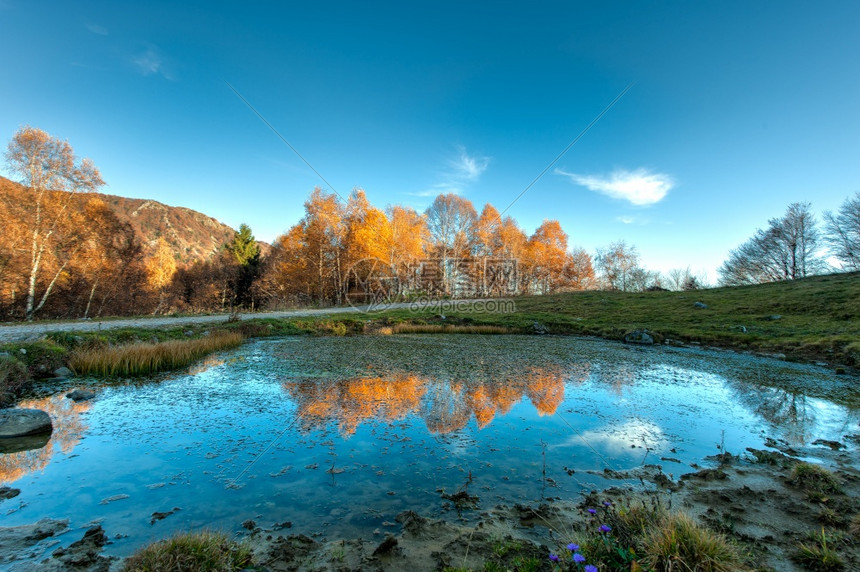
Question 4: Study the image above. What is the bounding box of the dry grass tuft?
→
[121,530,252,572]
[392,323,512,335]
[70,332,244,377]
[643,512,750,571]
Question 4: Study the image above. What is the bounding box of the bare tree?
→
[595,241,642,291]
[823,191,860,270]
[424,194,477,294]
[5,126,105,320]
[719,202,825,286]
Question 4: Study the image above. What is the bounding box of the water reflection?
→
[282,364,573,436]
[0,394,90,485]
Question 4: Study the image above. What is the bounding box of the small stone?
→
[693,301,708,309]
[54,366,73,378]
[242,519,257,530]
[66,389,96,402]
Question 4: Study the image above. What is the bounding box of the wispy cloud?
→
[412,147,490,197]
[132,46,174,80]
[556,168,673,206]
[616,216,635,224]
[85,22,108,35]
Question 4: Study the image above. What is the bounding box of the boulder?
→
[66,389,96,402]
[532,322,549,335]
[693,301,708,309]
[623,330,654,345]
[53,367,73,379]
[0,409,52,438]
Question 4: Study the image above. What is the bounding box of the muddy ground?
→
[2,434,857,572]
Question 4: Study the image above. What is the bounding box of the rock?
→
[50,525,110,568]
[98,494,129,505]
[53,367,73,378]
[765,314,782,321]
[694,301,708,309]
[0,409,53,438]
[811,439,844,451]
[532,322,549,335]
[242,520,257,531]
[150,508,180,525]
[66,389,96,402]
[0,518,69,564]
[372,534,399,556]
[0,486,21,501]
[623,329,654,345]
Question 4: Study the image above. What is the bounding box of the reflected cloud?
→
[575,419,667,455]
[0,394,91,485]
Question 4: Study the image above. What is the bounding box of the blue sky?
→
[2,1,858,282]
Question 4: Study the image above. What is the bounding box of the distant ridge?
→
[0,175,268,264]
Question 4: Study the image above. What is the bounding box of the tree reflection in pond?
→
[282,364,575,436]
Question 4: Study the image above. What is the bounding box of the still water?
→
[1,335,858,558]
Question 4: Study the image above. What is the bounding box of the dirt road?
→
[0,304,399,342]
[0,299,502,342]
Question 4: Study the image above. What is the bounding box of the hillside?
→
[0,175,265,264]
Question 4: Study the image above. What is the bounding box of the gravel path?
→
[0,304,405,342]
[0,299,504,342]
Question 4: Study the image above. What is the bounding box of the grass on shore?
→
[69,331,244,377]
[121,530,252,572]
[368,271,860,367]
[390,323,512,335]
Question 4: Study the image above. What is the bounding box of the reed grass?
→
[70,331,244,377]
[391,323,512,335]
[121,530,253,572]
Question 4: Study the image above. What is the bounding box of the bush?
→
[0,355,31,407]
[121,530,252,572]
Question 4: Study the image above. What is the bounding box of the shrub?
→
[0,355,31,407]
[121,530,252,572]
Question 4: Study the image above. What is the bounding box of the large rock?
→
[53,367,73,379]
[0,409,53,438]
[623,330,654,345]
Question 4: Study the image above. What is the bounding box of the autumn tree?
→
[719,202,825,286]
[304,188,346,304]
[823,191,860,270]
[4,126,105,320]
[147,237,176,313]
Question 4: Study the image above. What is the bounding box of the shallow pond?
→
[2,334,858,559]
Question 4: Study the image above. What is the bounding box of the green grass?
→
[70,331,244,377]
[793,529,845,571]
[368,272,860,366]
[121,530,253,572]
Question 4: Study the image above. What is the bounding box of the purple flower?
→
[603,500,612,506]
[599,524,612,533]
[587,508,597,515]
[573,552,586,563]
[585,566,598,572]
[549,553,560,562]
[567,543,579,551]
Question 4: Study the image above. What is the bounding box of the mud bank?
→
[3,435,857,572]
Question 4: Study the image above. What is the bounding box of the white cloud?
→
[416,147,489,197]
[449,147,489,182]
[85,22,108,35]
[616,216,635,224]
[132,47,174,80]
[556,168,673,206]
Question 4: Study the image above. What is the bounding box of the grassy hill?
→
[369,271,860,367]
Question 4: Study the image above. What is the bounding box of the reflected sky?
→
[1,335,857,561]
